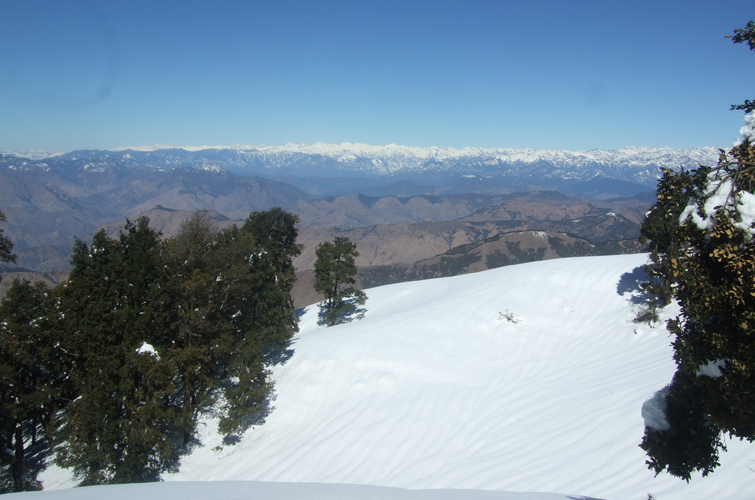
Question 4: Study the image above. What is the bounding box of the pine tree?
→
[55,219,177,484]
[728,21,755,113]
[640,22,755,473]
[640,146,755,479]
[242,208,302,332]
[46,208,302,477]
[211,222,281,435]
[161,209,301,437]
[314,237,366,326]
[641,371,725,480]
[163,212,234,445]
[0,279,64,492]
[0,211,17,283]
[638,167,694,305]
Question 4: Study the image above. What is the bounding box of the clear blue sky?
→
[1,0,754,152]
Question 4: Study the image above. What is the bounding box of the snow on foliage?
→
[679,113,755,235]
[136,342,159,359]
[641,386,671,431]
[679,173,755,234]
[735,110,755,146]
[696,359,726,378]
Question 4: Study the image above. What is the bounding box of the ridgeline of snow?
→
[5,144,719,186]
[35,254,755,500]
[106,142,718,170]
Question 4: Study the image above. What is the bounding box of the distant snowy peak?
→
[45,142,719,168]
[212,142,719,169]
[4,143,721,188]
[223,143,720,185]
[254,142,718,166]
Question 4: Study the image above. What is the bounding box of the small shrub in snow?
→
[633,300,660,325]
[498,310,519,324]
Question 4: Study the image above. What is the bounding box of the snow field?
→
[35,254,755,499]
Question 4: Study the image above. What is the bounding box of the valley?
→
[0,148,659,303]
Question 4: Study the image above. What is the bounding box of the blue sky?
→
[1,0,754,152]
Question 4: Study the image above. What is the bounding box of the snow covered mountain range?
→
[4,143,719,189]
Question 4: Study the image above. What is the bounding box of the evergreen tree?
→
[0,279,65,492]
[0,208,303,486]
[242,208,302,332]
[314,237,366,326]
[0,211,16,282]
[162,209,301,437]
[641,371,725,481]
[211,219,290,435]
[42,208,302,481]
[163,212,234,444]
[639,167,694,305]
[640,145,755,479]
[640,24,755,477]
[728,21,755,113]
[55,218,177,485]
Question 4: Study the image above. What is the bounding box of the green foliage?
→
[242,208,302,332]
[640,372,725,481]
[217,343,270,436]
[639,25,755,473]
[731,99,755,114]
[314,237,366,326]
[55,218,177,485]
[164,208,301,438]
[638,167,694,305]
[670,144,755,439]
[640,141,755,478]
[0,279,63,492]
[0,208,302,486]
[209,223,288,435]
[0,211,17,283]
[163,211,234,444]
[633,300,660,325]
[162,208,302,438]
[728,21,755,112]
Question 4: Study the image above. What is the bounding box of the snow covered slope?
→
[35,254,755,499]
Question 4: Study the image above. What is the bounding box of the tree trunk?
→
[183,370,192,446]
[12,423,24,492]
[288,298,299,332]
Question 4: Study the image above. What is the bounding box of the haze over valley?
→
[1,144,663,304]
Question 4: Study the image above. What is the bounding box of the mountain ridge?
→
[3,144,719,190]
